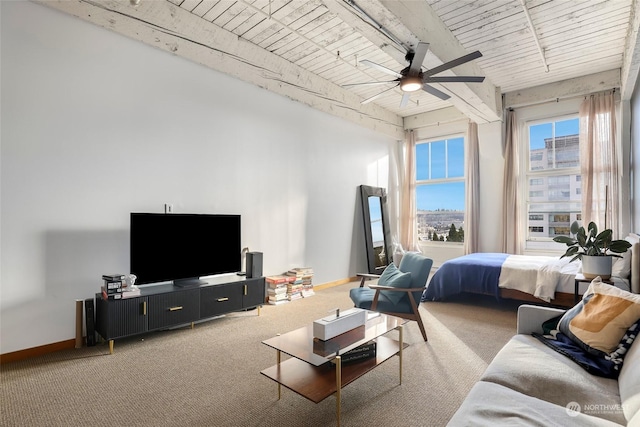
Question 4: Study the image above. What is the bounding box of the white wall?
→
[477,121,504,252]
[0,2,393,354]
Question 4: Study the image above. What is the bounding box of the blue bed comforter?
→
[421,253,509,302]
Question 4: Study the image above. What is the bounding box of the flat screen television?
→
[130,213,241,286]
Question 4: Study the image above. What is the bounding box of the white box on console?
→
[313,308,367,341]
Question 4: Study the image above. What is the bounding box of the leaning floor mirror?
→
[359,185,393,274]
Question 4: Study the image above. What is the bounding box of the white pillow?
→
[612,250,632,279]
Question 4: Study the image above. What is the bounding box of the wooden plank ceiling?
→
[41,0,638,139]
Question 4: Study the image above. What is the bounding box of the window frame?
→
[415,133,466,245]
[521,113,581,249]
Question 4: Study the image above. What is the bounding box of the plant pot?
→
[581,255,612,280]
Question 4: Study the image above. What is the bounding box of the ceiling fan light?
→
[400,76,423,92]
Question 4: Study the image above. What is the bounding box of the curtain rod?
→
[504,88,619,111]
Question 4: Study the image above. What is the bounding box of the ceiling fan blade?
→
[424,51,483,77]
[342,80,398,88]
[408,42,429,75]
[423,76,485,83]
[422,84,451,100]
[361,84,398,105]
[399,93,411,108]
[360,60,403,78]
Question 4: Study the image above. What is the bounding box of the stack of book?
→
[101,274,125,300]
[287,267,314,298]
[101,274,141,300]
[266,275,293,305]
[332,341,377,365]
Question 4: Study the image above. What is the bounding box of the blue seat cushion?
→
[349,287,414,314]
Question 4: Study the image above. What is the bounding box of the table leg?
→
[398,325,403,385]
[276,348,281,400]
[109,340,114,355]
[335,355,341,427]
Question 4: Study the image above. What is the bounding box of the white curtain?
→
[502,109,524,254]
[464,122,480,254]
[579,92,619,234]
[398,130,420,252]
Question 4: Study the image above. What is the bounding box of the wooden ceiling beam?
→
[345,0,502,124]
[503,69,621,109]
[621,0,640,100]
[38,0,404,140]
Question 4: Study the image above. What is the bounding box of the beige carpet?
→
[1,282,522,427]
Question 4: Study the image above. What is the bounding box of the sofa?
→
[447,304,640,426]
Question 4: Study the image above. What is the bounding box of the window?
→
[415,136,465,243]
[549,214,570,223]
[526,116,580,241]
[550,227,570,235]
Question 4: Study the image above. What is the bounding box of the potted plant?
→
[553,221,631,279]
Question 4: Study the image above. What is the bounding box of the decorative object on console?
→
[246,252,263,278]
[553,221,631,279]
[101,273,139,299]
[313,308,367,341]
[101,275,125,300]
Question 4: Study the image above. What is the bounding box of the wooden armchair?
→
[349,252,433,341]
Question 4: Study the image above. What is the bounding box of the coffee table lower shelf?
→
[260,335,406,404]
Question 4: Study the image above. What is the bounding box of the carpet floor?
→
[1,282,523,427]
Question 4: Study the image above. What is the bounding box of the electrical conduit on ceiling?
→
[520,0,549,73]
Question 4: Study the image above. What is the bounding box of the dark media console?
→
[95,275,265,353]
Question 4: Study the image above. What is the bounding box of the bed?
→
[421,233,640,308]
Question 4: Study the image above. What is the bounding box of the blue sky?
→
[416,182,465,210]
[416,137,465,211]
[530,118,579,149]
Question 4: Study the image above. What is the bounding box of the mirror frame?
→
[359,185,394,274]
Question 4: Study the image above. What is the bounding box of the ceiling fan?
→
[345,42,485,107]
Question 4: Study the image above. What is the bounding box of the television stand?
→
[95,275,265,353]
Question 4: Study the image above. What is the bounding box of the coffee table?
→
[260,311,407,426]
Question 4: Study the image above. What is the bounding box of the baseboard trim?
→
[1,339,77,365]
[313,277,357,290]
[1,277,358,364]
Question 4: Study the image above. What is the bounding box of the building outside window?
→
[526,116,581,242]
[415,135,465,243]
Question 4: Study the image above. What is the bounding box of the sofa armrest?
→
[517,305,566,335]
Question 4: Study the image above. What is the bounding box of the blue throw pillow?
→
[378,263,412,305]
[533,320,639,379]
